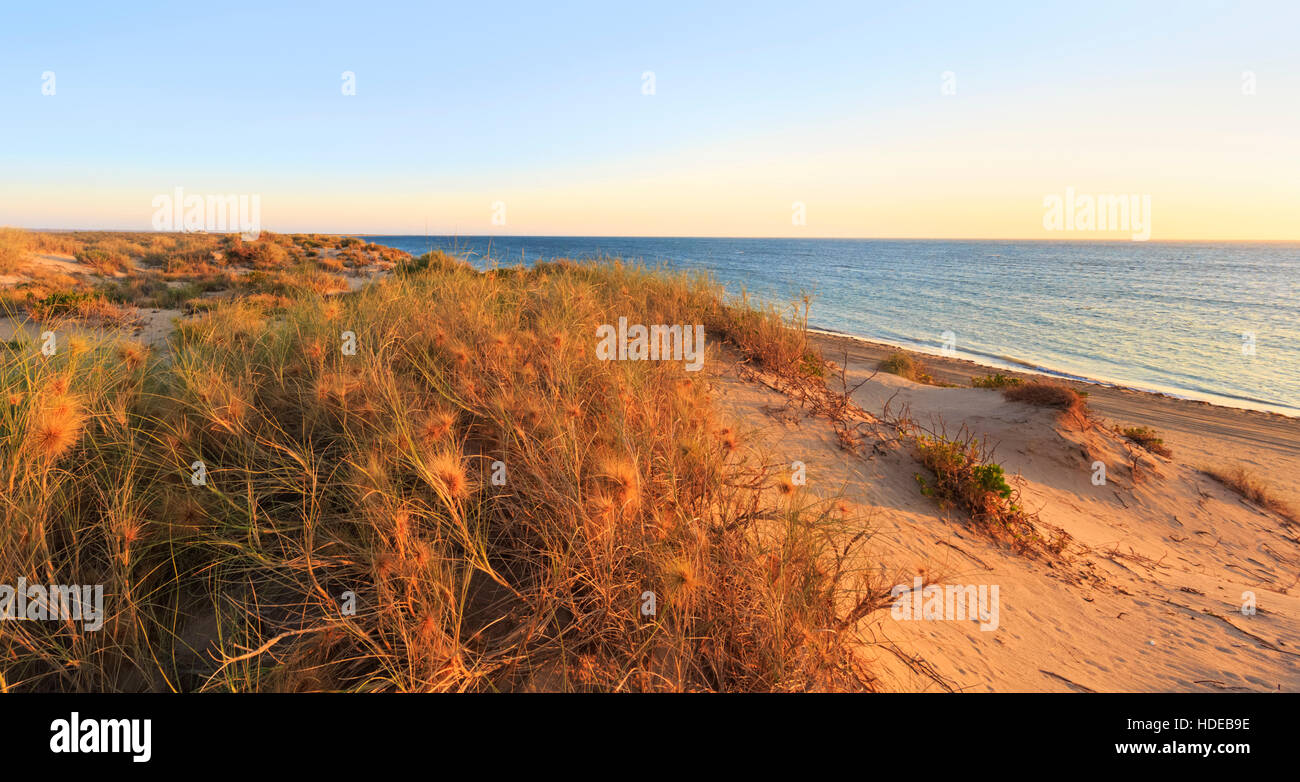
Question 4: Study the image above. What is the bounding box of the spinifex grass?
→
[877,350,934,384]
[1201,464,1296,523]
[1,254,873,691]
[0,228,391,320]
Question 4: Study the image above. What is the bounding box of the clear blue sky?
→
[1,0,1297,237]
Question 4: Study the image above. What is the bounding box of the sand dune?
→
[712,333,1300,692]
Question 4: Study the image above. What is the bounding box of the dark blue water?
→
[364,236,1300,416]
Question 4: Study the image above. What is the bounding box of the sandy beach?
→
[709,328,1300,692]
[808,328,1300,513]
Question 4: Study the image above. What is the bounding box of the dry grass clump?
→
[707,291,823,378]
[1001,381,1088,429]
[22,289,137,326]
[75,248,132,275]
[397,249,475,276]
[1116,425,1172,458]
[239,266,349,297]
[877,350,933,384]
[339,242,405,269]
[1001,380,1072,406]
[0,334,155,690]
[1001,380,1081,408]
[224,235,296,269]
[0,227,33,273]
[1201,464,1295,522]
[1,252,875,692]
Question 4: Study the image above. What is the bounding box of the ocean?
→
[363,236,1300,417]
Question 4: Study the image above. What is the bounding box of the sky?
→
[0,0,1297,239]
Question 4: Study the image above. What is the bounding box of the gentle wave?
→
[806,327,1300,415]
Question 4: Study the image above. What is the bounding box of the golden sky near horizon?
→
[5,82,1297,241]
[9,113,1297,241]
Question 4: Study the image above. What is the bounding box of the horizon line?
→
[13,227,1300,244]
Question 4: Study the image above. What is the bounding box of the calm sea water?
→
[364,236,1300,416]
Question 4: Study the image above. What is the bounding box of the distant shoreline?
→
[805,326,1300,420]
[17,231,1300,243]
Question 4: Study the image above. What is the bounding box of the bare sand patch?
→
[712,338,1300,692]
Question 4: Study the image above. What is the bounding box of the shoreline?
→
[806,324,1300,520]
[806,325,1300,420]
[745,327,1300,693]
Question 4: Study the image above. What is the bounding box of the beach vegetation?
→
[1002,380,1085,414]
[74,248,131,275]
[1117,425,1172,458]
[971,372,1023,389]
[1201,464,1295,523]
[877,350,934,384]
[0,242,874,692]
[907,424,1066,557]
[0,227,32,273]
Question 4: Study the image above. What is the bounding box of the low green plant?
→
[972,372,1023,389]
[908,424,1065,556]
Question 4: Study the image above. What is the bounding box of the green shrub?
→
[972,372,1023,389]
[909,427,1065,556]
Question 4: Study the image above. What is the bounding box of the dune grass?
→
[0,229,402,331]
[1,248,873,692]
[1201,464,1295,523]
[1001,380,1082,409]
[0,228,31,274]
[877,350,933,384]
[1001,381,1090,429]
[1116,425,1172,458]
